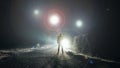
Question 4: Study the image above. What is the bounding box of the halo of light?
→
[43,9,65,31]
[49,14,60,26]
[34,10,39,15]
[61,38,70,49]
[76,20,82,27]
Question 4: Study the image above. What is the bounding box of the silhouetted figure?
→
[57,33,64,56]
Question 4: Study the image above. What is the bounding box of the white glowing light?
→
[34,10,39,15]
[76,20,82,27]
[49,15,60,26]
[61,38,70,49]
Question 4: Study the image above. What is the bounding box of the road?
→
[0,46,120,68]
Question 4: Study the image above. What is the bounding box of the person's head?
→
[60,33,62,36]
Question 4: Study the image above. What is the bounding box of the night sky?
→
[0,0,120,61]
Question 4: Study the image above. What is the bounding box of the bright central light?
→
[34,10,39,15]
[61,38,70,49]
[76,20,82,27]
[49,15,60,26]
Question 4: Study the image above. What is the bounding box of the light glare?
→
[61,38,70,49]
[76,20,82,27]
[34,10,39,15]
[49,15,60,26]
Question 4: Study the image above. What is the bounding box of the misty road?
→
[0,46,119,68]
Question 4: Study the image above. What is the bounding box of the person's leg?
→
[61,46,64,55]
[57,44,60,55]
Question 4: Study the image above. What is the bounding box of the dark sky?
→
[0,0,120,61]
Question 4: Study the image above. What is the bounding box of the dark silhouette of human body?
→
[57,33,64,55]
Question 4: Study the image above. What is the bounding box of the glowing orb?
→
[49,14,60,26]
[43,9,65,31]
[61,38,70,49]
[76,20,82,27]
[34,10,39,15]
